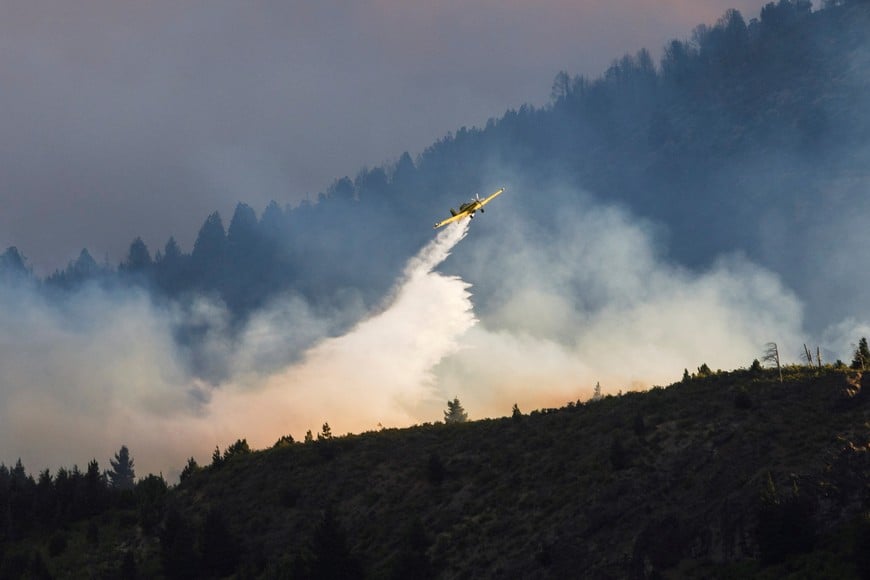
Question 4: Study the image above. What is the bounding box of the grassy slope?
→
[8,366,869,578]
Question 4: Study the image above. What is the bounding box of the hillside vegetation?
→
[2,1,870,577]
[2,365,868,578]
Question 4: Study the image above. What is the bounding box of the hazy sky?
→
[0,0,771,271]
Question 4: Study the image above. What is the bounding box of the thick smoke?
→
[0,222,473,478]
[0,282,195,476]
[436,198,806,416]
[202,221,475,444]
[1,188,860,478]
[0,0,770,271]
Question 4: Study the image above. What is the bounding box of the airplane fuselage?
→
[433,187,505,229]
[458,200,483,214]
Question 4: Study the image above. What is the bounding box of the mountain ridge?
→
[3,1,869,333]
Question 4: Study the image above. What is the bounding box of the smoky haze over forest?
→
[0,0,770,271]
[2,0,870,477]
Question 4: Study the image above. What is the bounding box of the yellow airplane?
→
[433,187,505,229]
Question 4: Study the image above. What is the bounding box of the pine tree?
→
[162,236,182,263]
[211,446,224,469]
[223,439,251,460]
[34,469,56,526]
[851,337,870,370]
[592,381,603,400]
[444,397,468,424]
[0,246,28,279]
[190,211,227,287]
[191,212,226,264]
[179,457,199,482]
[121,237,153,272]
[84,459,106,515]
[107,445,135,490]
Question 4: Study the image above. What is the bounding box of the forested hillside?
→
[3,2,870,577]
[1,365,868,578]
[2,0,869,336]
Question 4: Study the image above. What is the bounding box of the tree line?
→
[1,0,868,329]
[0,446,137,543]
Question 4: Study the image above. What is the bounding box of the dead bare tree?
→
[763,342,783,383]
[803,344,813,367]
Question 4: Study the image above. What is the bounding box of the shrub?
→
[309,507,364,580]
[756,477,816,565]
[427,453,445,485]
[610,437,628,470]
[734,388,753,409]
[201,508,239,578]
[632,413,646,436]
[161,507,199,579]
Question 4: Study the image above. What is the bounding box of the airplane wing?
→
[433,211,469,229]
[478,187,505,207]
[433,188,505,228]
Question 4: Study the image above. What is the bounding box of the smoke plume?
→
[0,221,473,478]
[2,190,861,479]
[436,200,806,417]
